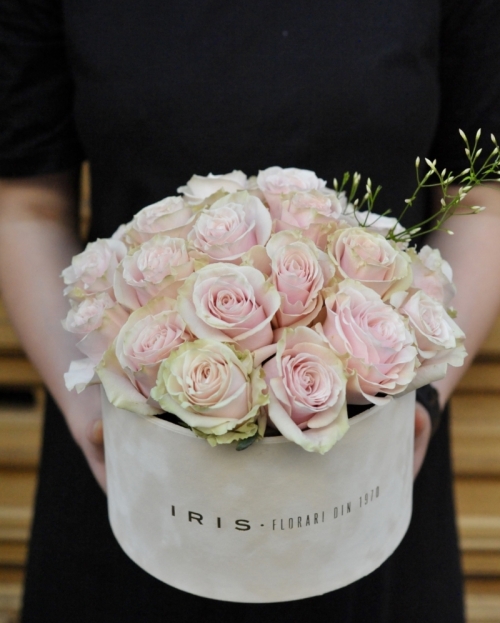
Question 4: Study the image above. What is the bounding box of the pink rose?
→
[257,166,328,215]
[151,340,268,446]
[393,289,466,389]
[326,227,412,299]
[263,326,348,453]
[63,292,129,363]
[177,263,281,351]
[265,230,334,328]
[321,280,417,404]
[257,166,327,194]
[97,297,191,416]
[270,190,344,249]
[61,238,126,298]
[114,235,194,310]
[62,293,129,393]
[177,170,248,204]
[187,191,272,263]
[63,292,117,335]
[126,196,197,245]
[408,245,456,308]
[270,190,344,222]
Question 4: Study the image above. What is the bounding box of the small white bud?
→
[465,148,470,156]
[491,133,498,145]
[476,128,482,141]
[415,156,420,168]
[447,230,454,235]
[493,146,499,155]
[476,148,483,158]
[333,177,338,190]
[440,197,447,206]
[459,128,467,141]
[441,168,447,177]
[460,168,470,175]
[472,205,486,213]
[404,198,412,204]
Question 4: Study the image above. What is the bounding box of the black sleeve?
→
[431,0,500,173]
[0,0,84,177]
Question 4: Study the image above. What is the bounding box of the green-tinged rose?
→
[151,340,268,445]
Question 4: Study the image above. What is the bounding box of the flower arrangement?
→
[63,131,499,454]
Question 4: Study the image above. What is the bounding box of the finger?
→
[413,404,432,478]
[86,418,104,446]
[92,460,107,493]
[414,406,427,439]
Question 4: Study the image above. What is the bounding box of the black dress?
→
[1,0,500,620]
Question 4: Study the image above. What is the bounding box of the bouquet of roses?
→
[62,131,499,454]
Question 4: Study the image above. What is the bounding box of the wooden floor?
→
[1,299,500,621]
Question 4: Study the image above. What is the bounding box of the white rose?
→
[114,235,194,309]
[341,211,407,240]
[178,171,248,204]
[61,238,126,298]
[127,196,197,245]
[393,289,466,390]
[408,245,456,308]
[257,166,326,194]
[63,292,129,363]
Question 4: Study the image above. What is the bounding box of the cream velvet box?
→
[102,389,415,603]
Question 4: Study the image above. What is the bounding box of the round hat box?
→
[102,389,415,603]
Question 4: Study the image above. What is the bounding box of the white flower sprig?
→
[334,130,500,243]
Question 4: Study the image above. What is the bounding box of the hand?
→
[65,384,107,493]
[413,401,432,479]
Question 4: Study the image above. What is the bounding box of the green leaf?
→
[236,433,259,451]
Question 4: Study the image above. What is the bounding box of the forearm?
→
[0,172,86,427]
[427,184,500,407]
